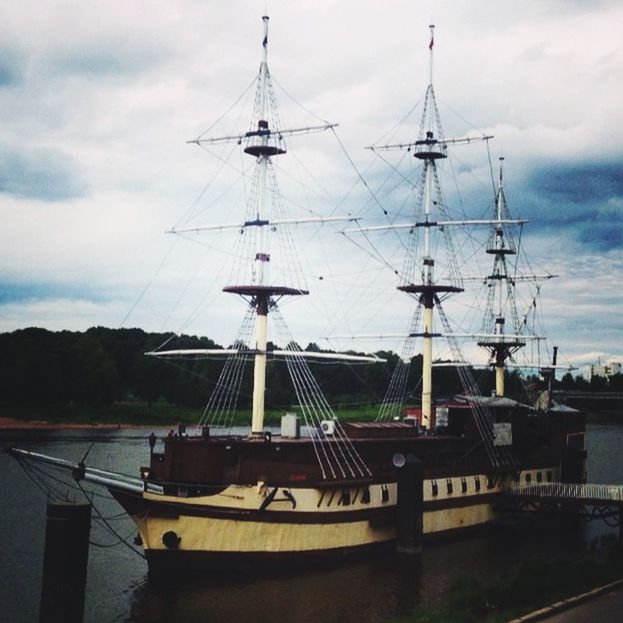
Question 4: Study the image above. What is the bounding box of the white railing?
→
[504,482,623,503]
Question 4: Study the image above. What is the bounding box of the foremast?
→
[162,17,367,462]
[220,16,307,436]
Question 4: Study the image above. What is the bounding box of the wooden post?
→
[40,501,91,623]
[395,454,424,554]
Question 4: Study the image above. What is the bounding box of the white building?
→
[590,362,621,380]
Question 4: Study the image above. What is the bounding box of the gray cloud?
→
[529,161,623,207]
[45,41,166,79]
[0,46,25,87]
[578,220,623,249]
[509,160,623,250]
[0,147,87,201]
[0,280,107,304]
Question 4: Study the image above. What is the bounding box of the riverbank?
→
[510,579,623,622]
[394,546,623,623]
[0,417,130,430]
[1,404,619,431]
[0,402,380,430]
[0,402,201,430]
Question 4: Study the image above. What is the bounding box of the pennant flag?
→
[429,36,434,50]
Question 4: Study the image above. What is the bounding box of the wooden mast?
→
[477,158,525,397]
[227,16,307,435]
[398,25,462,429]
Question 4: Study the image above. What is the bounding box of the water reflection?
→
[127,555,422,623]
[127,517,611,623]
[124,516,615,623]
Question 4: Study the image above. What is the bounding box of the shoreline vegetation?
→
[1,327,621,431]
[395,542,623,623]
[0,401,383,430]
[0,401,620,431]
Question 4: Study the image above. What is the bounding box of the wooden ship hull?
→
[108,405,586,574]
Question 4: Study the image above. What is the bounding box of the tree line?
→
[0,327,616,411]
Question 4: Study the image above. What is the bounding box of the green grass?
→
[0,402,383,427]
[0,402,202,426]
[395,546,623,623]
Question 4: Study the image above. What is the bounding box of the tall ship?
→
[11,18,585,574]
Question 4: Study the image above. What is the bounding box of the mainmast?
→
[347,25,523,469]
[360,26,505,428]
[397,25,462,428]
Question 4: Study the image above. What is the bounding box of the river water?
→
[1,421,622,623]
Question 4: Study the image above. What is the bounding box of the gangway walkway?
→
[502,482,623,536]
[504,482,623,505]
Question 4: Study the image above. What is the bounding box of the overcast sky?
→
[1,0,621,376]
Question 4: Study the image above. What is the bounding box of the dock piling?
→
[39,501,92,623]
[395,453,423,555]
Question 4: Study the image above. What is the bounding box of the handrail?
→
[504,482,623,503]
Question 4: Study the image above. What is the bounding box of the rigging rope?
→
[377,302,423,421]
[118,237,179,329]
[15,455,147,560]
[436,297,518,469]
[77,481,146,560]
[272,306,371,480]
[196,75,259,141]
[197,304,256,431]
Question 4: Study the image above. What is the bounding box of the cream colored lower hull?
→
[117,467,559,563]
[140,514,395,554]
[424,503,497,534]
[134,502,496,556]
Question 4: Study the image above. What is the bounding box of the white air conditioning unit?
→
[320,420,336,435]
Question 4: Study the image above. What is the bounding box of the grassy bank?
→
[397,546,623,623]
[0,401,381,427]
[0,402,202,426]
